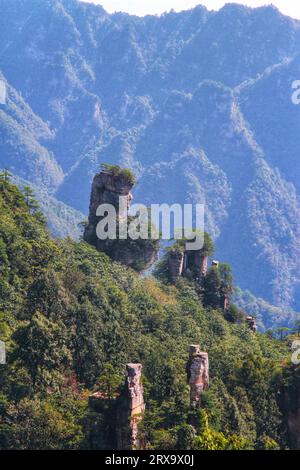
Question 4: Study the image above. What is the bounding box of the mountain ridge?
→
[1,0,300,322]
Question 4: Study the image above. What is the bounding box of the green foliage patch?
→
[0,177,295,450]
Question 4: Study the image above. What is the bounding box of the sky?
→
[81,1,300,19]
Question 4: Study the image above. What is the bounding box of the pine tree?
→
[22,186,39,211]
[202,266,222,309]
[0,169,12,189]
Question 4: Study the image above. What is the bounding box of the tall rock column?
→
[168,250,185,282]
[84,167,159,271]
[84,170,134,247]
[187,345,209,408]
[117,363,145,450]
[200,255,208,276]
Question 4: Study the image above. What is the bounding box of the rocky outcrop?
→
[168,250,185,282]
[189,251,208,276]
[84,170,134,247]
[200,255,208,276]
[222,294,230,312]
[117,363,145,450]
[84,168,159,272]
[246,316,257,334]
[187,345,209,408]
[168,249,208,282]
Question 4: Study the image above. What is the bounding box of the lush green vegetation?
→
[100,163,136,186]
[0,177,296,450]
[154,235,234,313]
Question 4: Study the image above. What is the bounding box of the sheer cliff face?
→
[1,0,300,323]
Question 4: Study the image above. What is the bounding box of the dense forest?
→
[0,171,299,450]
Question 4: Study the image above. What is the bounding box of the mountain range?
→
[1,0,300,327]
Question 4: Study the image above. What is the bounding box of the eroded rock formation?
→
[84,168,158,271]
[84,169,134,247]
[117,363,145,450]
[187,345,209,408]
[246,316,257,334]
[222,293,230,312]
[168,250,185,281]
[168,249,208,282]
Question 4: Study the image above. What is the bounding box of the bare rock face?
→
[168,249,208,282]
[168,250,185,282]
[117,363,145,450]
[127,363,145,415]
[187,345,209,408]
[84,171,134,247]
[200,254,208,276]
[222,294,230,312]
[84,170,159,272]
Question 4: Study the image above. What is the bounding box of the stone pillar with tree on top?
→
[83,164,159,272]
[83,163,135,247]
[167,232,214,283]
[186,345,209,408]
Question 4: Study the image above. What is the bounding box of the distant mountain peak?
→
[2,0,300,322]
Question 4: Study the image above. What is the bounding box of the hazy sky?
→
[81,1,300,19]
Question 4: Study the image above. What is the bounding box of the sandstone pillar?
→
[84,170,134,247]
[187,345,209,408]
[200,255,208,276]
[117,363,145,450]
[168,250,185,282]
[84,168,158,271]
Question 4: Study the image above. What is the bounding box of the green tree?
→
[0,168,12,188]
[175,423,195,450]
[202,266,222,308]
[3,398,83,450]
[95,364,123,400]
[13,311,71,388]
[193,410,250,450]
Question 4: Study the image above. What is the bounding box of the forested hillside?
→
[0,175,298,450]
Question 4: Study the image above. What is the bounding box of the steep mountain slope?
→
[1,0,300,318]
[0,73,63,191]
[12,174,85,239]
